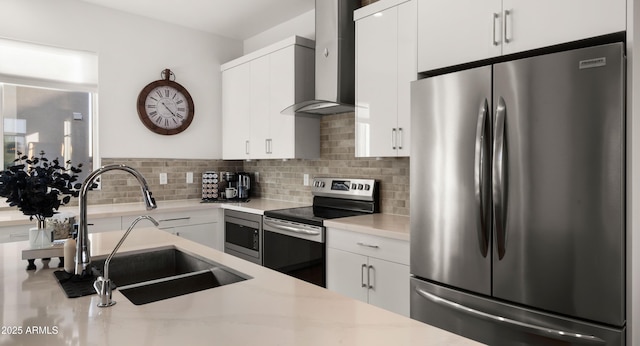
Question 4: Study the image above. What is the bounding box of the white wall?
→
[243,9,315,54]
[0,0,242,160]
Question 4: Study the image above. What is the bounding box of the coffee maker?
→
[222,172,251,200]
[237,172,251,200]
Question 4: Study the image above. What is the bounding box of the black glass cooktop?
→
[264,206,369,227]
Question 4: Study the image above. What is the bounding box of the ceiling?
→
[77,0,315,40]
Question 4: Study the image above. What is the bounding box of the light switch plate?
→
[159,173,167,185]
[186,172,193,184]
[303,174,309,186]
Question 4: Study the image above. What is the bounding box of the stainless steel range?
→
[263,177,379,287]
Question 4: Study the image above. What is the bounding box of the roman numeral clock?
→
[137,68,195,135]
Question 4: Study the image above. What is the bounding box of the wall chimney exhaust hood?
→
[281,0,359,116]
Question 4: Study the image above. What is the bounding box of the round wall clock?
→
[136,69,195,135]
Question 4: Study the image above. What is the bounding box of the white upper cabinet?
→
[222,63,251,159]
[418,0,502,73]
[418,0,626,72]
[355,0,416,158]
[221,36,318,160]
[500,0,626,55]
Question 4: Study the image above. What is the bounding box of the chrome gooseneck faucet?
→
[94,215,160,307]
[75,164,157,276]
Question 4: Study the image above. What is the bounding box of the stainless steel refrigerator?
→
[410,42,625,345]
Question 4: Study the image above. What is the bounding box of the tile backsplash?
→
[88,112,410,216]
[245,112,410,215]
[87,159,243,205]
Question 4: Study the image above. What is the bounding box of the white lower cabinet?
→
[87,216,122,233]
[0,208,222,250]
[0,224,30,243]
[326,227,410,316]
[122,209,221,250]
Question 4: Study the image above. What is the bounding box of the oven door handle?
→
[264,220,321,236]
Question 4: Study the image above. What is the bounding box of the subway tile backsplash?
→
[244,113,410,215]
[90,112,409,216]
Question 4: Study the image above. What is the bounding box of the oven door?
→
[224,210,262,264]
[263,217,326,287]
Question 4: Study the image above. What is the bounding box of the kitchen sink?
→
[92,246,250,305]
[119,267,247,305]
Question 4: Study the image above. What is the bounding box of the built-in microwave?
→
[223,209,262,265]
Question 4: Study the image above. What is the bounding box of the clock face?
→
[137,78,194,135]
[144,86,189,130]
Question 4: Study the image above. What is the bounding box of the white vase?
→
[28,220,53,249]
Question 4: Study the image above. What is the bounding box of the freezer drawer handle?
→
[414,288,604,344]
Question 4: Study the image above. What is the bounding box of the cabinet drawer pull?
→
[357,241,379,249]
[158,217,191,223]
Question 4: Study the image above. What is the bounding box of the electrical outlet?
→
[303,174,309,186]
[186,172,193,184]
[159,173,167,185]
[254,172,259,183]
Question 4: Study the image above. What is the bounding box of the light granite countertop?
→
[324,213,410,241]
[1,199,410,242]
[0,229,480,346]
[0,198,308,227]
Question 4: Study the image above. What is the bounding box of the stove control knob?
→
[351,183,357,190]
[358,184,364,190]
[364,184,371,191]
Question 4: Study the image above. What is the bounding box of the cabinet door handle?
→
[357,241,379,249]
[492,12,501,46]
[504,9,512,44]
[391,128,397,150]
[245,140,250,155]
[397,128,403,150]
[158,217,191,223]
[361,264,367,287]
[368,265,375,289]
[9,233,28,240]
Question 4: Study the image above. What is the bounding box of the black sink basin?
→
[92,247,216,287]
[92,246,250,305]
[120,267,247,305]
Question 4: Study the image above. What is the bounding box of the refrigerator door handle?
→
[474,99,490,257]
[414,288,605,344]
[493,97,508,260]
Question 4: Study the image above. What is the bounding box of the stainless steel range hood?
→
[281,0,359,116]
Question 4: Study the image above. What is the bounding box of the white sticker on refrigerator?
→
[579,57,606,69]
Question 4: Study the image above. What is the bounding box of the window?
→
[0,38,98,183]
